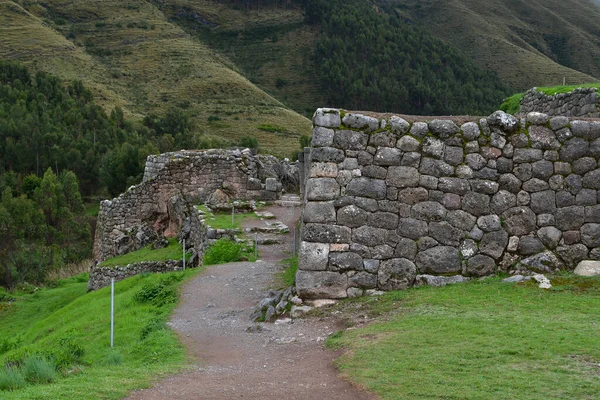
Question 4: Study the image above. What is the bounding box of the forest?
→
[304,0,510,115]
[0,62,203,288]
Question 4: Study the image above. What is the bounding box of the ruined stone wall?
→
[87,260,184,291]
[297,108,600,299]
[520,87,599,117]
[94,149,281,262]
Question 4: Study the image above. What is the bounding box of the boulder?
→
[574,260,600,277]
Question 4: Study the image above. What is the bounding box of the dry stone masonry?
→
[520,87,599,117]
[297,108,600,299]
[94,149,291,263]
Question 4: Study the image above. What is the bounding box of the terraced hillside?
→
[391,0,600,90]
[0,0,311,157]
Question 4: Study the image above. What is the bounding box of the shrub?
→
[207,115,222,122]
[0,287,15,302]
[238,136,258,149]
[139,318,165,340]
[104,350,123,366]
[0,366,26,391]
[53,334,85,370]
[203,239,242,265]
[133,275,183,307]
[23,356,56,384]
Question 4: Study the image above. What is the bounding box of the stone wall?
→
[94,149,283,262]
[296,108,600,299]
[520,87,599,117]
[87,260,184,291]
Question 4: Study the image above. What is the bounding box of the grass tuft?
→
[0,366,26,391]
[22,356,56,384]
[203,239,243,265]
[99,238,189,268]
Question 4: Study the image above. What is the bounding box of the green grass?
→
[98,238,189,268]
[500,92,524,114]
[501,83,600,114]
[203,239,256,265]
[326,275,600,399]
[0,268,203,399]
[85,203,100,217]
[199,205,261,230]
[277,257,298,288]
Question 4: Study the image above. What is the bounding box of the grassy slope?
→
[0,0,311,157]
[158,0,323,117]
[393,0,600,90]
[0,269,203,399]
[327,275,600,399]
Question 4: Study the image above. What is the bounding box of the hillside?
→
[0,0,311,157]
[390,0,600,90]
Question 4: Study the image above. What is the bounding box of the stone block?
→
[333,130,369,150]
[530,190,556,214]
[352,226,388,247]
[419,158,454,177]
[422,137,445,158]
[581,223,600,247]
[487,111,518,132]
[441,193,461,210]
[471,180,500,195]
[298,242,329,271]
[397,218,428,240]
[429,120,460,138]
[574,260,600,277]
[389,116,410,135]
[296,270,347,299]
[342,113,379,132]
[557,244,588,268]
[477,215,501,232]
[529,125,560,150]
[311,147,345,163]
[573,158,597,175]
[462,192,491,216]
[438,177,470,195]
[466,255,496,277]
[411,201,447,221]
[313,108,341,128]
[585,205,600,223]
[582,169,600,190]
[518,236,545,256]
[400,152,421,168]
[410,122,428,138]
[520,251,563,273]
[532,160,554,180]
[329,252,363,272]
[491,190,517,214]
[556,206,585,231]
[537,226,561,249]
[378,258,417,290]
[386,166,420,188]
[346,177,387,199]
[576,189,596,206]
[396,135,420,152]
[312,127,335,147]
[304,201,336,224]
[466,153,487,170]
[447,210,477,231]
[498,174,521,193]
[374,147,403,166]
[355,197,379,212]
[502,207,537,236]
[444,146,464,166]
[302,223,351,244]
[394,238,418,260]
[429,221,462,246]
[560,138,589,162]
[514,163,533,182]
[461,122,481,140]
[348,272,378,289]
[479,230,509,259]
[306,178,339,201]
[415,246,461,275]
[513,149,543,163]
[370,131,396,148]
[361,165,387,179]
[563,230,581,245]
[369,212,399,230]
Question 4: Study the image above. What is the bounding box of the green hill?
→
[389,0,600,90]
[0,0,311,157]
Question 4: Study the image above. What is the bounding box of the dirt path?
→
[127,198,376,400]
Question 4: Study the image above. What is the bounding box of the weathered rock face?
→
[297,108,600,299]
[95,149,287,262]
[520,87,600,117]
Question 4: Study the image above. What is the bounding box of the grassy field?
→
[0,0,312,157]
[500,83,600,114]
[0,268,203,399]
[326,274,600,399]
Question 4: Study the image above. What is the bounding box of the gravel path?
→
[127,201,376,400]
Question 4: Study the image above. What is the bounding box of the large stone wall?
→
[94,149,284,262]
[520,87,599,117]
[296,108,600,299]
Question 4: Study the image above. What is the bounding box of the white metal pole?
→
[183,239,186,271]
[110,278,114,348]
